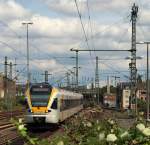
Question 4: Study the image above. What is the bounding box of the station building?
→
[0,74,16,100]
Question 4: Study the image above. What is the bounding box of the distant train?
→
[25,83,83,124]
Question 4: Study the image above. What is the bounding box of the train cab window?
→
[30,84,52,107]
[51,98,58,109]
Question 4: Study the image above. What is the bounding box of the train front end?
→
[25,83,59,124]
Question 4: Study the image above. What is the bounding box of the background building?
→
[0,75,16,109]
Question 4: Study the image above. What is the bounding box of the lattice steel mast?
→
[129,3,138,109]
[95,56,100,104]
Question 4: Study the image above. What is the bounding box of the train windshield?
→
[30,84,52,107]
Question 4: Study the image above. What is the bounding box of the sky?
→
[0,0,149,87]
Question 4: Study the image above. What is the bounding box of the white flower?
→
[83,122,87,127]
[18,124,24,131]
[57,141,64,145]
[120,131,129,138]
[106,134,117,142]
[142,128,150,136]
[86,122,92,127]
[99,132,105,141]
[111,129,114,133]
[136,123,145,131]
[108,119,114,125]
[75,115,78,119]
[96,120,99,124]
[97,126,101,131]
[139,112,144,116]
[19,118,22,123]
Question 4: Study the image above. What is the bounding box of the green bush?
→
[12,111,150,145]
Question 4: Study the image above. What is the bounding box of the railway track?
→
[0,107,122,145]
[0,122,14,131]
[0,109,25,120]
[0,107,120,144]
[101,106,121,112]
[17,124,64,145]
[0,128,20,145]
[0,109,62,145]
[28,124,64,143]
[0,109,25,145]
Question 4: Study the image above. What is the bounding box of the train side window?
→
[51,98,58,109]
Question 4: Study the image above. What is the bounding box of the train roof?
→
[29,83,83,96]
[54,87,83,96]
[30,82,52,88]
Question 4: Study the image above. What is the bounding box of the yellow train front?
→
[25,83,83,124]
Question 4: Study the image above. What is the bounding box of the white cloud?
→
[0,0,30,21]
[41,0,134,16]
[0,0,149,84]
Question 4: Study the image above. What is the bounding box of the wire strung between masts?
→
[74,0,95,66]
[86,0,96,57]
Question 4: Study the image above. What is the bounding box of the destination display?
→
[32,88,49,92]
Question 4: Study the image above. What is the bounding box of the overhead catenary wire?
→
[0,1,146,86]
[74,0,90,50]
[0,20,22,39]
[0,40,58,82]
[0,21,52,76]
[0,22,44,72]
[13,66,27,81]
[86,0,96,57]
[100,61,129,79]
[52,70,76,86]
[74,0,95,67]
[29,43,76,75]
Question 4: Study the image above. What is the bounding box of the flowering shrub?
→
[136,123,145,131]
[12,118,70,145]
[12,111,150,145]
[12,118,38,145]
[61,113,150,145]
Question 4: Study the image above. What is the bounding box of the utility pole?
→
[111,76,120,87]
[71,67,76,90]
[70,48,131,90]
[41,71,51,83]
[22,22,33,84]
[70,49,79,90]
[4,56,8,78]
[71,75,74,89]
[8,62,13,113]
[4,56,8,109]
[107,76,110,94]
[45,71,48,83]
[129,3,138,112]
[66,72,70,89]
[9,62,12,80]
[95,56,100,104]
[76,50,79,89]
[14,58,17,79]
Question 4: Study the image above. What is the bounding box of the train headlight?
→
[28,109,32,113]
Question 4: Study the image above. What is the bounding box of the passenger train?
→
[25,83,83,124]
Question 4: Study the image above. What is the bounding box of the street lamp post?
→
[136,41,150,121]
[22,22,33,84]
